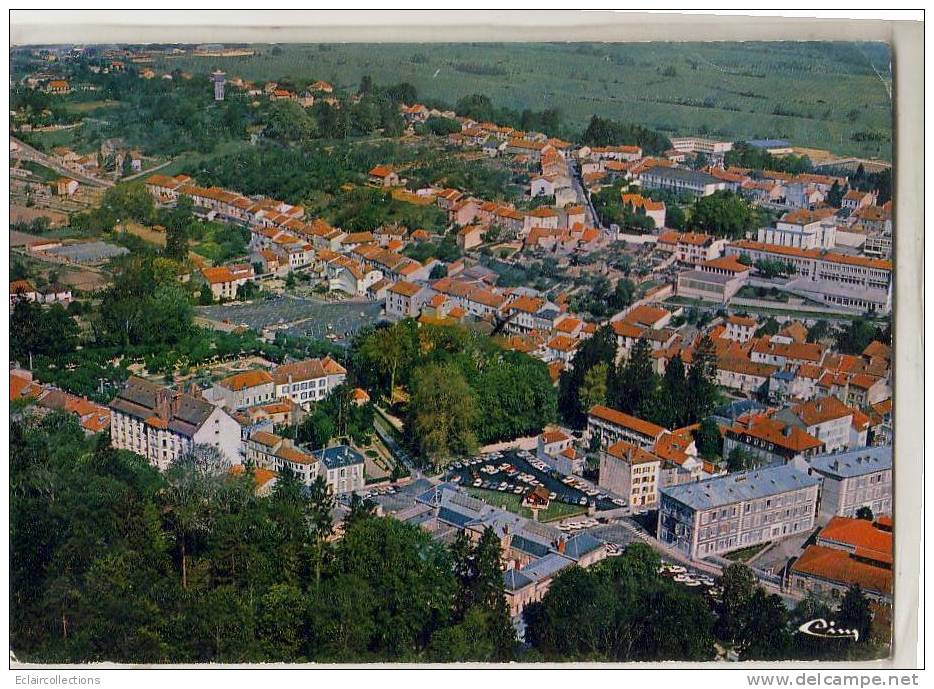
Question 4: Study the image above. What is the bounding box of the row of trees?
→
[351,320,557,463]
[558,328,721,430]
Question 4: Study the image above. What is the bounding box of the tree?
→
[727,446,753,472]
[256,583,306,661]
[855,506,874,521]
[694,418,722,459]
[837,585,873,644]
[738,589,793,660]
[827,180,845,207]
[579,362,609,411]
[344,492,377,530]
[407,362,478,464]
[715,563,758,643]
[835,318,879,355]
[689,191,761,239]
[685,335,720,423]
[807,319,831,344]
[296,410,335,450]
[609,337,656,416]
[429,263,447,280]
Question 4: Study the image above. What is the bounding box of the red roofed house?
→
[386,280,430,319]
[599,439,662,509]
[723,414,824,468]
[787,516,892,604]
[588,405,668,451]
[272,357,347,408]
[201,263,254,301]
[368,165,400,188]
[211,369,275,410]
[536,428,581,474]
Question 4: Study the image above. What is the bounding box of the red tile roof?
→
[589,405,667,439]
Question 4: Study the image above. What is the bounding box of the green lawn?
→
[464,486,587,523]
[722,542,771,562]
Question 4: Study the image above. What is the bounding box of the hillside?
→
[154,41,893,159]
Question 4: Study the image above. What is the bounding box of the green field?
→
[153,42,892,159]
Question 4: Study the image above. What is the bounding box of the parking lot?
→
[446,449,622,512]
[196,295,386,345]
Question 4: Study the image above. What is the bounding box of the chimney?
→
[557,535,566,553]
[783,426,793,438]
[155,388,172,420]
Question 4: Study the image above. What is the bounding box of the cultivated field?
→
[154,41,893,159]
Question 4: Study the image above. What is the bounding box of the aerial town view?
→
[9,38,897,666]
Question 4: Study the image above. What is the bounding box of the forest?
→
[9,410,887,663]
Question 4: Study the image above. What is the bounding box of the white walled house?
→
[109,377,242,471]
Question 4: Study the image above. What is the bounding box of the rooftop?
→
[661,464,820,511]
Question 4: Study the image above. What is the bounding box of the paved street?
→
[11,135,114,187]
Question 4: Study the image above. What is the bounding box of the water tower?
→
[210,69,226,101]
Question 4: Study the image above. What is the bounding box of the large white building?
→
[109,377,242,471]
[726,240,892,314]
[757,210,836,250]
[658,464,821,560]
[803,446,892,522]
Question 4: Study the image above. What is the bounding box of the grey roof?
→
[109,377,216,438]
[642,166,721,186]
[746,139,791,148]
[772,370,796,381]
[660,464,820,512]
[510,534,551,558]
[679,269,737,285]
[515,552,574,583]
[503,568,534,592]
[313,444,364,469]
[562,532,604,561]
[806,446,892,479]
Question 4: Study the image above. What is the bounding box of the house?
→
[309,80,333,93]
[722,414,825,468]
[456,225,484,252]
[211,370,276,410]
[787,516,892,604]
[9,280,39,307]
[715,358,776,396]
[56,177,79,196]
[842,189,876,211]
[658,464,821,560]
[657,231,726,265]
[676,255,750,303]
[47,79,70,94]
[386,280,431,319]
[109,377,242,471]
[757,209,836,250]
[804,446,892,522]
[536,429,581,475]
[230,465,278,496]
[726,241,892,315]
[620,193,666,229]
[312,444,365,494]
[587,405,667,450]
[244,431,319,486]
[368,165,400,188]
[639,166,727,197]
[271,357,347,408]
[723,315,757,342]
[201,264,254,301]
[599,440,662,510]
[774,395,859,453]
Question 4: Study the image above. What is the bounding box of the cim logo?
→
[797,618,859,642]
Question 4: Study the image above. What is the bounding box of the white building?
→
[272,357,347,408]
[658,464,821,560]
[211,370,276,410]
[109,377,242,471]
[803,446,892,522]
